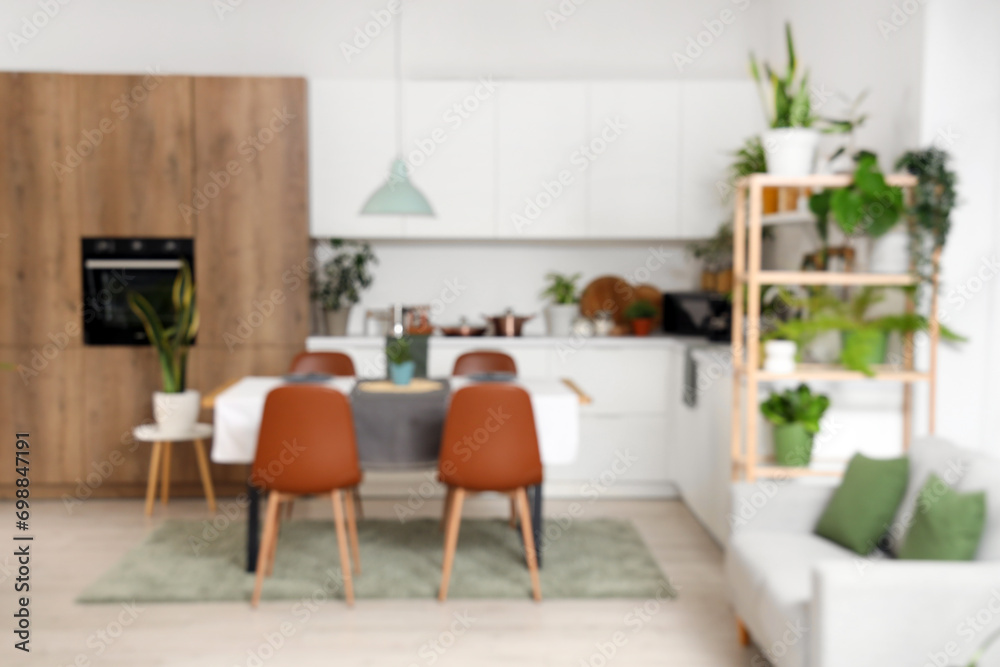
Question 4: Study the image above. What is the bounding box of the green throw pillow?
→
[898,473,986,561]
[815,453,909,555]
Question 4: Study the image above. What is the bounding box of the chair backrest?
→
[451,350,517,377]
[252,386,361,494]
[438,384,542,491]
[289,351,356,377]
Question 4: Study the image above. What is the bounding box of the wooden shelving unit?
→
[730,172,940,482]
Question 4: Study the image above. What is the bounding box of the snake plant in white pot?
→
[128,259,200,437]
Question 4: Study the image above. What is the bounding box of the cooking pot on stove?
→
[482,309,534,337]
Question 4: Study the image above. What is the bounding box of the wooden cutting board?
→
[580,275,633,324]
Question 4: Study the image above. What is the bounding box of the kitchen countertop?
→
[307,334,729,350]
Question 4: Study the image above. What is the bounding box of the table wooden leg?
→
[193,439,217,513]
[160,441,172,506]
[145,442,163,517]
[246,483,260,573]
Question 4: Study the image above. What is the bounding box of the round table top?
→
[133,423,213,442]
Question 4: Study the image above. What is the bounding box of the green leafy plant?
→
[765,287,965,376]
[540,272,581,305]
[809,151,904,245]
[386,337,412,365]
[686,222,734,272]
[749,23,815,128]
[625,299,657,321]
[127,259,199,393]
[313,240,377,311]
[895,147,958,286]
[722,135,767,201]
[760,384,830,435]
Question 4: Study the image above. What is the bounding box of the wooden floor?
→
[3,496,760,666]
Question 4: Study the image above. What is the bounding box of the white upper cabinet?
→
[309,80,404,238]
[679,81,764,239]
[401,81,496,238]
[495,82,589,239]
[588,82,681,239]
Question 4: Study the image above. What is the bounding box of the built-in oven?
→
[81,238,195,345]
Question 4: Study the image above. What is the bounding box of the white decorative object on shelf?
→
[152,390,201,438]
[763,340,797,373]
[546,303,580,337]
[763,128,819,175]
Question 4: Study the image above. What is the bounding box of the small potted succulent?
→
[386,337,415,386]
[760,384,830,466]
[625,299,657,337]
[541,272,581,337]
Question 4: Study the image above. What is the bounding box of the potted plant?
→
[760,384,830,466]
[895,147,958,288]
[625,299,657,336]
[686,222,734,292]
[386,337,415,386]
[312,240,377,336]
[127,259,200,437]
[749,23,819,175]
[726,135,780,213]
[541,272,581,337]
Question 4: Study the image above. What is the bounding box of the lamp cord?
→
[394,1,403,155]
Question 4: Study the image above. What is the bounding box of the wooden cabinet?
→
[495,82,589,238]
[588,82,681,238]
[0,73,81,349]
[309,81,404,238]
[401,81,496,238]
[192,76,310,348]
[679,81,763,239]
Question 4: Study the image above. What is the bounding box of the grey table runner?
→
[349,379,450,468]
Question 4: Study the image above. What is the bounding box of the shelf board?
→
[744,364,929,382]
[757,211,815,226]
[738,173,918,189]
[739,271,919,286]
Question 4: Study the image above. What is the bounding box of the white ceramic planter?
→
[763,340,797,373]
[869,228,910,274]
[545,303,580,337]
[153,390,201,437]
[763,128,820,176]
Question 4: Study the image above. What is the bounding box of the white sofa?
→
[725,437,1000,667]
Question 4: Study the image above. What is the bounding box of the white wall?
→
[328,240,699,336]
[917,0,1000,452]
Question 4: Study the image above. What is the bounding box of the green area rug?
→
[78,518,674,603]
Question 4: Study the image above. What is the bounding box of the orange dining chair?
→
[288,351,356,376]
[250,385,362,607]
[437,384,542,601]
[451,350,517,377]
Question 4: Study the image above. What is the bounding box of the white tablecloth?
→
[211,377,579,466]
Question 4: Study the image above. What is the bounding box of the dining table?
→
[207,375,587,572]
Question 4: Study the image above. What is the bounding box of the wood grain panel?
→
[0,73,81,348]
[0,347,85,486]
[75,74,194,237]
[192,76,310,348]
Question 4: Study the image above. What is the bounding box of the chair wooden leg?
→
[440,486,455,531]
[509,497,517,528]
[352,486,364,521]
[251,491,282,608]
[193,439,217,513]
[515,487,542,601]
[265,501,283,578]
[144,442,163,517]
[331,490,355,606]
[438,487,465,601]
[736,617,751,646]
[345,488,361,575]
[160,442,172,506]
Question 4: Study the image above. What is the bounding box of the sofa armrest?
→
[729,481,835,535]
[812,560,1000,667]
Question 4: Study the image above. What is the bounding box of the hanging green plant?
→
[895,147,958,287]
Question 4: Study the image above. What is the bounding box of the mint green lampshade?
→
[360,158,434,216]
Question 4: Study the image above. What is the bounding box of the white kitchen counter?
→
[307,333,709,351]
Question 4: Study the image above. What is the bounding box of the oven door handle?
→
[83,259,184,269]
